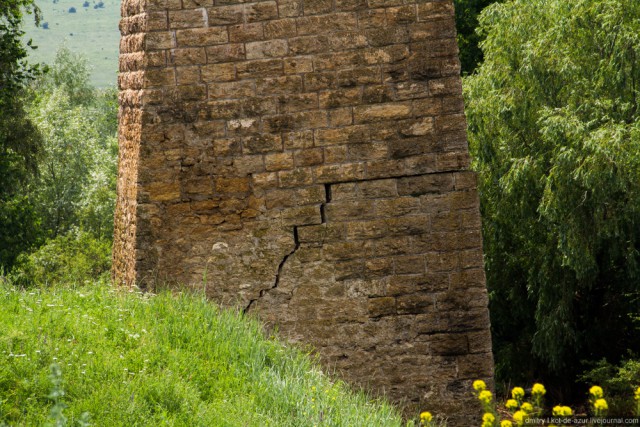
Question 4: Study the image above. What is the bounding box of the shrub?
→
[12,229,111,287]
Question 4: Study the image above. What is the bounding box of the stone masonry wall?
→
[114,0,494,423]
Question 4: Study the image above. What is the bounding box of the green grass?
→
[0,281,408,426]
[23,0,120,88]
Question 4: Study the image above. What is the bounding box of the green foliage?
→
[1,45,117,283]
[11,229,111,287]
[0,0,43,99]
[581,359,640,416]
[27,47,117,240]
[465,0,640,392]
[0,283,405,426]
[0,195,42,270]
[0,0,45,269]
[454,0,500,75]
[0,0,43,173]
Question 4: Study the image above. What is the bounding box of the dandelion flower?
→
[505,399,519,411]
[589,386,603,399]
[511,387,525,400]
[532,383,546,396]
[473,380,487,392]
[478,390,493,404]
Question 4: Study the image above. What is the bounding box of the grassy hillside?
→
[0,281,409,426]
[23,0,120,88]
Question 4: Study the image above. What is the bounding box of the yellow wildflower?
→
[594,398,608,411]
[483,413,495,423]
[511,387,525,400]
[501,421,513,427]
[482,413,495,427]
[505,399,519,411]
[635,386,640,401]
[513,410,526,426]
[478,390,493,404]
[589,386,603,399]
[420,411,433,424]
[552,405,572,416]
[532,383,546,396]
[474,380,487,392]
[521,402,533,413]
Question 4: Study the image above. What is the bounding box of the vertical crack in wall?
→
[320,184,331,223]
[244,184,332,314]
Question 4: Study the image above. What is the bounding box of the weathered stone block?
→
[368,297,396,317]
[170,48,207,65]
[284,57,313,74]
[176,27,228,47]
[294,148,323,166]
[246,39,289,59]
[229,23,265,43]
[278,0,302,17]
[289,35,329,55]
[236,59,283,78]
[168,9,206,29]
[146,181,181,202]
[281,205,323,226]
[143,68,175,87]
[243,134,283,154]
[145,31,174,50]
[201,63,236,82]
[207,5,243,25]
[206,44,246,62]
[246,1,279,22]
[353,102,412,123]
[265,152,295,171]
[417,1,454,21]
[278,167,314,187]
[209,81,255,99]
[302,0,332,15]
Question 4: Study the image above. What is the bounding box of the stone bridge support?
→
[113,0,493,423]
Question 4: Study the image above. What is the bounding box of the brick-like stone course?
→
[114,0,493,423]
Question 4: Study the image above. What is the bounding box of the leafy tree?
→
[465,0,640,397]
[454,0,500,75]
[0,0,42,98]
[29,48,117,239]
[0,0,44,269]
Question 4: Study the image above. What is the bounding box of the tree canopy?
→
[465,0,640,396]
[0,0,44,269]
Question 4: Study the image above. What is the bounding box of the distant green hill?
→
[24,0,120,88]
